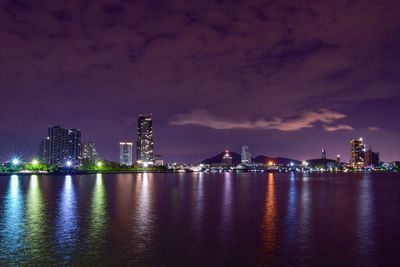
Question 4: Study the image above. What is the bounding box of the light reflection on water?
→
[261,172,277,264]
[25,175,52,264]
[358,173,376,266]
[57,175,78,263]
[83,173,108,263]
[299,172,311,256]
[0,172,398,266]
[0,175,25,264]
[131,172,154,257]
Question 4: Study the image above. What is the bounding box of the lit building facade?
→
[82,141,99,164]
[67,128,82,163]
[350,138,366,167]
[47,125,82,165]
[38,136,50,163]
[365,148,380,168]
[120,142,133,166]
[154,154,164,166]
[137,114,154,165]
[241,145,251,164]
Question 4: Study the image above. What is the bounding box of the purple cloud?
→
[170,109,350,131]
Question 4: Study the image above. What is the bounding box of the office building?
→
[241,145,251,164]
[154,154,164,166]
[350,137,366,167]
[120,142,133,166]
[38,136,50,163]
[67,128,82,163]
[365,148,380,168]
[46,125,82,165]
[82,141,99,164]
[137,114,154,165]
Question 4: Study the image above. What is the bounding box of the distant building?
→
[137,114,154,165]
[365,148,379,168]
[67,128,82,163]
[120,142,133,166]
[38,136,50,163]
[47,125,82,165]
[241,145,251,164]
[154,154,164,166]
[350,138,366,167]
[222,150,233,167]
[82,141,99,164]
[321,149,327,159]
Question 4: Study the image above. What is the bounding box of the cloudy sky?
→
[1,0,399,162]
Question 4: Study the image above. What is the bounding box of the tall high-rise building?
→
[38,136,50,163]
[241,145,251,164]
[47,125,82,165]
[365,148,380,168]
[82,141,99,164]
[120,142,133,166]
[67,128,82,163]
[321,149,327,159]
[350,138,366,167]
[48,125,69,165]
[137,114,154,164]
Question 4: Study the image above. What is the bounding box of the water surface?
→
[0,172,399,266]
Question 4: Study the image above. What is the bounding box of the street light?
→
[96,161,103,167]
[66,160,72,167]
[12,158,20,166]
[32,159,39,166]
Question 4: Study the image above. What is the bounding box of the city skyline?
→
[0,117,392,165]
[0,1,399,163]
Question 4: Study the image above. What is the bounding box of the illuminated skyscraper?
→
[47,125,81,165]
[120,142,133,166]
[365,147,380,168]
[67,128,82,163]
[38,136,50,163]
[241,145,251,164]
[350,138,366,167]
[137,114,154,165]
[82,141,99,164]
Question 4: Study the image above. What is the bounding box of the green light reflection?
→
[84,174,108,262]
[25,175,51,264]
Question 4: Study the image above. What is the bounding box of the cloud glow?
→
[170,109,351,132]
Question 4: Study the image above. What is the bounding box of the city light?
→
[290,162,294,167]
[66,161,72,167]
[12,158,20,165]
[32,159,39,166]
[143,162,149,168]
[96,161,103,167]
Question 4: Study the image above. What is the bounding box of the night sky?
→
[1,0,399,163]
